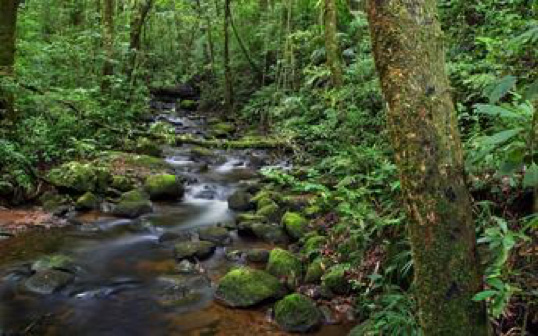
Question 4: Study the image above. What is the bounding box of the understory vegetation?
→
[0,0,536,334]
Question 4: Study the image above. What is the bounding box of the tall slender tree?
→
[223,0,234,113]
[366,0,490,334]
[127,0,155,85]
[0,0,18,123]
[101,0,115,92]
[324,0,343,87]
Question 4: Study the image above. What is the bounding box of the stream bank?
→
[0,97,354,335]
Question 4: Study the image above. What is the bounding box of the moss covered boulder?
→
[144,174,184,200]
[111,175,135,192]
[210,122,236,138]
[24,269,74,295]
[135,137,162,157]
[256,201,280,222]
[32,255,76,273]
[266,248,303,282]
[215,267,285,307]
[321,266,350,295]
[246,249,270,263]
[180,99,197,110]
[275,294,321,333]
[303,235,327,257]
[251,223,288,244]
[304,258,325,284]
[227,190,254,211]
[75,192,100,211]
[282,212,308,240]
[47,161,112,193]
[111,190,153,218]
[174,241,216,260]
[198,226,231,245]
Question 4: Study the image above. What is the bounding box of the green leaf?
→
[479,129,521,146]
[523,163,538,188]
[523,80,538,101]
[473,290,497,301]
[486,76,517,104]
[475,104,524,120]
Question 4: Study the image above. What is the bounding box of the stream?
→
[0,103,350,335]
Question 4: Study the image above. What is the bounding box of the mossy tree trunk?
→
[0,0,18,123]
[101,0,115,92]
[223,0,234,113]
[324,0,343,88]
[366,0,490,334]
[127,0,154,85]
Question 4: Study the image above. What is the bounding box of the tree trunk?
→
[101,0,115,92]
[223,0,234,113]
[229,7,263,83]
[366,0,490,335]
[0,0,18,123]
[127,0,154,85]
[324,0,343,87]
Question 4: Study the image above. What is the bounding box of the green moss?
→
[111,175,135,192]
[321,265,350,295]
[144,174,184,200]
[180,99,197,110]
[112,190,153,218]
[47,161,112,193]
[215,267,285,307]
[174,241,216,260]
[281,212,308,240]
[236,213,266,224]
[32,254,75,272]
[274,294,321,333]
[256,201,280,221]
[304,258,325,284]
[75,191,99,210]
[190,146,213,158]
[266,248,302,282]
[303,235,327,258]
[210,122,236,137]
[251,223,288,244]
[135,137,162,157]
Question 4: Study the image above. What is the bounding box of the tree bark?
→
[324,0,343,87]
[223,0,234,113]
[101,0,115,92]
[127,0,154,84]
[366,0,490,335]
[0,0,18,123]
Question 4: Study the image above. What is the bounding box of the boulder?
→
[246,249,270,263]
[304,258,324,284]
[303,235,327,258]
[282,212,308,240]
[321,266,350,295]
[32,255,76,273]
[111,175,135,192]
[210,122,236,138]
[215,267,285,307]
[256,201,280,222]
[275,294,321,333]
[135,137,162,157]
[25,270,74,295]
[266,248,303,282]
[112,190,153,218]
[144,174,184,200]
[198,226,231,245]
[174,241,216,260]
[251,223,288,244]
[227,190,254,211]
[47,161,111,193]
[75,192,99,211]
[180,99,198,110]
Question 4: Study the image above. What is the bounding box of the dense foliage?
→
[0,0,536,334]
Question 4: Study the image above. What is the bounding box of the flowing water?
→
[0,105,351,336]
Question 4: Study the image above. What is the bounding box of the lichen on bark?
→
[366,0,490,334]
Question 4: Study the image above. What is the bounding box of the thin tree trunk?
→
[195,0,216,74]
[0,0,18,123]
[101,0,115,92]
[229,7,263,83]
[223,0,234,113]
[324,0,343,87]
[127,0,154,85]
[366,0,489,334]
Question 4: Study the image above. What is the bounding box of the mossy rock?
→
[304,205,322,217]
[32,255,76,273]
[256,201,280,222]
[236,213,266,224]
[198,226,230,245]
[111,175,135,192]
[246,249,270,263]
[321,266,350,295]
[180,99,198,110]
[303,235,327,257]
[47,161,112,193]
[252,190,281,204]
[256,196,275,210]
[304,258,325,284]
[40,192,71,212]
[210,122,236,138]
[266,248,303,282]
[75,192,99,211]
[227,190,254,211]
[190,146,214,160]
[144,174,184,200]
[215,267,285,307]
[24,270,74,295]
[251,223,288,244]
[112,190,153,218]
[274,294,321,333]
[282,212,308,240]
[174,241,216,260]
[135,137,162,157]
